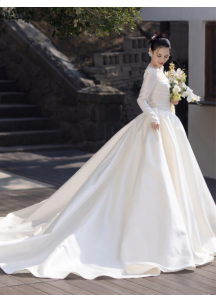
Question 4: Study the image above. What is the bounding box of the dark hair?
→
[148,32,171,52]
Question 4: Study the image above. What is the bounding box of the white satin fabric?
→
[0,64,216,280]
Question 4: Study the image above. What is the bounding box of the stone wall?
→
[0,18,125,152]
[83,36,150,123]
[83,37,150,90]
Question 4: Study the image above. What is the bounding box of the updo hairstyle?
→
[148,32,171,52]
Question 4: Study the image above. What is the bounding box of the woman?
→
[0,33,215,280]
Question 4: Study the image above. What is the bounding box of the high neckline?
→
[148,63,164,71]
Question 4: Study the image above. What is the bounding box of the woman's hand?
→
[151,122,160,131]
[170,99,179,105]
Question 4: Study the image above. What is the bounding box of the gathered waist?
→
[149,104,172,113]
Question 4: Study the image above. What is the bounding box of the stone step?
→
[0,104,41,118]
[0,130,62,146]
[0,92,29,104]
[0,67,66,149]
[0,69,7,80]
[0,143,76,153]
[0,117,56,132]
[0,80,17,92]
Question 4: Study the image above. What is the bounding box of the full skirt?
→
[0,108,216,280]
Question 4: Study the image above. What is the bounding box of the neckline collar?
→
[148,63,164,71]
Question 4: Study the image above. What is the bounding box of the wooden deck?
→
[0,149,215,295]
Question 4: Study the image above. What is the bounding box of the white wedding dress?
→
[0,63,216,280]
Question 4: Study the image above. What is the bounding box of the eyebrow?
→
[157,54,170,56]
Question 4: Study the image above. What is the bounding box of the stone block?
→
[61,121,85,143]
[104,121,123,141]
[94,54,104,67]
[90,103,122,123]
[83,66,106,74]
[91,74,106,80]
[123,37,148,51]
[84,121,106,141]
[104,66,121,73]
[77,85,125,104]
[123,38,133,51]
[90,104,106,122]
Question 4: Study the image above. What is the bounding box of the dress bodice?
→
[144,64,171,111]
[137,63,171,124]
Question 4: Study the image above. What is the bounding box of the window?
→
[205,22,216,101]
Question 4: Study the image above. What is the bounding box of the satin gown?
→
[0,63,215,280]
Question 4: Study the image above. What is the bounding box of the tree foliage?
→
[0,7,142,39]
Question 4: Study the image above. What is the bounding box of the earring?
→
[148,51,152,57]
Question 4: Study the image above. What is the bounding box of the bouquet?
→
[164,63,201,114]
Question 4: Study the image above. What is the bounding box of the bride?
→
[0,32,215,280]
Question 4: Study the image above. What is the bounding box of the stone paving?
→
[0,149,215,295]
[0,149,94,188]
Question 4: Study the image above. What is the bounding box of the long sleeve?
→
[137,68,160,124]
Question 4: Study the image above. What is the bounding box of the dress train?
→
[0,63,215,280]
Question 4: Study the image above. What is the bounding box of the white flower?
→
[193,93,198,100]
[177,83,183,92]
[192,93,200,102]
[176,69,182,78]
[187,92,194,102]
[179,82,185,89]
[182,91,188,98]
[187,87,193,94]
[173,85,181,94]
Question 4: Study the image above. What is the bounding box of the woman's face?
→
[149,47,170,69]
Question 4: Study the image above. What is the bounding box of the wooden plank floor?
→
[0,150,215,295]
